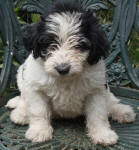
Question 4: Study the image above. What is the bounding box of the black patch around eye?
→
[40,49,48,56]
[79,10,110,65]
[36,33,58,58]
[75,41,91,52]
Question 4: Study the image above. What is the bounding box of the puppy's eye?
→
[49,45,58,51]
[75,41,91,51]
[74,45,80,49]
[47,52,52,57]
[41,49,47,56]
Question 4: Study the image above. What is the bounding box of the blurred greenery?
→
[0,0,139,68]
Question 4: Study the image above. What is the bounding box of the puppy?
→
[6,0,136,146]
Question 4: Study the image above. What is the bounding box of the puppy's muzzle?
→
[55,64,71,75]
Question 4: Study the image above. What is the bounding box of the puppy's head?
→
[24,0,110,78]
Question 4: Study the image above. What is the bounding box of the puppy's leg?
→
[108,92,136,123]
[24,90,53,143]
[10,97,29,125]
[6,96,20,108]
[85,92,118,146]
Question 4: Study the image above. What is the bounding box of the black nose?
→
[55,64,70,75]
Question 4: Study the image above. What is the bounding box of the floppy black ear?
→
[23,23,39,58]
[24,21,47,59]
[87,29,110,65]
[81,10,110,65]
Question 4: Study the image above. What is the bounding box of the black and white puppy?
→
[6,0,136,146]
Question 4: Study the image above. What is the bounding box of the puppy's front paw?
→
[89,129,118,146]
[111,104,136,123]
[25,125,53,142]
[5,96,20,109]
[10,108,28,125]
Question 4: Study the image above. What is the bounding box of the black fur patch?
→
[105,83,108,89]
[80,10,110,65]
[23,22,56,58]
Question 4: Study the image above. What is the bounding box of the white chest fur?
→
[43,77,91,118]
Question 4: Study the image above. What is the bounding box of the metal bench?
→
[0,0,139,149]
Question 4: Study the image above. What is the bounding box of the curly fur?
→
[6,0,136,145]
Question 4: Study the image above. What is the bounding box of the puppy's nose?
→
[55,64,70,75]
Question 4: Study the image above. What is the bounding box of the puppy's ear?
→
[87,28,110,65]
[23,23,41,59]
[82,11,110,65]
